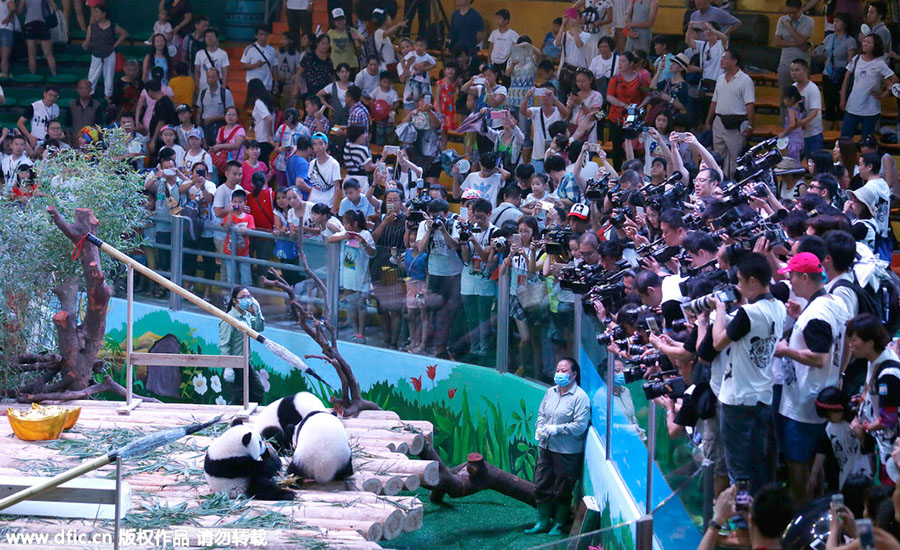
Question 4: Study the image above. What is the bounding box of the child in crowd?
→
[397,39,414,108]
[157,125,185,168]
[140,189,158,293]
[779,86,805,162]
[542,18,562,61]
[147,7,174,47]
[175,104,197,148]
[810,386,873,491]
[339,177,376,223]
[371,71,400,145]
[402,38,435,107]
[436,62,460,149]
[338,209,375,343]
[372,8,406,71]
[488,9,519,72]
[241,140,269,192]
[342,126,375,193]
[276,32,303,108]
[303,95,331,135]
[272,108,308,189]
[222,188,256,285]
[183,128,212,174]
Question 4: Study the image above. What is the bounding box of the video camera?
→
[734,137,783,184]
[584,172,613,202]
[642,373,688,400]
[622,104,649,139]
[543,225,576,256]
[407,196,432,223]
[456,219,483,241]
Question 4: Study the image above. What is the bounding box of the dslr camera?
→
[407,196,432,223]
[734,137,783,184]
[682,284,739,315]
[642,373,688,400]
[622,104,649,139]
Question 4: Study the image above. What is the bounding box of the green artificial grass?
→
[382,489,562,550]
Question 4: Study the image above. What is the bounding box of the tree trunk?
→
[13,207,158,404]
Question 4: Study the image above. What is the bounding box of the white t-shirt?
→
[527,106,562,161]
[460,223,497,296]
[825,421,874,489]
[354,69,380,98]
[241,42,277,90]
[589,53,620,81]
[847,56,895,116]
[416,219,463,276]
[0,0,18,31]
[686,40,725,82]
[194,48,231,92]
[252,99,273,142]
[718,296,786,407]
[371,86,399,106]
[409,52,436,83]
[308,156,341,206]
[461,171,504,207]
[340,230,375,292]
[780,293,849,424]
[286,0,309,9]
[793,81,824,138]
[27,100,60,141]
[186,178,217,238]
[212,184,237,240]
[1,153,32,186]
[374,29,396,68]
[183,149,213,173]
[489,28,519,64]
[562,31,591,68]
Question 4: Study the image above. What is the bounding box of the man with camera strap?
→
[774,251,850,505]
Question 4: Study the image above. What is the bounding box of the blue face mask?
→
[614,372,626,386]
[238,297,253,311]
[554,372,571,387]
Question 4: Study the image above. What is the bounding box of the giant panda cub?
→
[234,392,325,453]
[287,411,353,484]
[204,424,294,500]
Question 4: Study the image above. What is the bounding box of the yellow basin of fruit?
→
[7,404,81,441]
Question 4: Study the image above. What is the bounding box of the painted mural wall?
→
[101,298,547,477]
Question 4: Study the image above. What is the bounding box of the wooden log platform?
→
[0,400,437,550]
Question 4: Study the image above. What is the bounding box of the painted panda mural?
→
[287,411,353,484]
[203,425,294,500]
[233,392,326,453]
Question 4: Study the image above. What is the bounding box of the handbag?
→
[211,124,242,173]
[395,121,417,143]
[42,0,58,28]
[845,55,859,97]
[516,276,549,310]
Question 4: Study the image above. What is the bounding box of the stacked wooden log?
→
[0,400,438,550]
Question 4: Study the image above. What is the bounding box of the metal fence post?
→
[126,265,133,406]
[114,455,122,550]
[229,226,239,289]
[646,400,656,516]
[635,515,654,550]
[169,215,184,311]
[326,242,341,330]
[606,348,614,460]
[496,268,510,373]
[573,296,582,363]
[243,332,250,411]
[702,458,714,530]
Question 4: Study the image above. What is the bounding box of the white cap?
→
[331,7,345,18]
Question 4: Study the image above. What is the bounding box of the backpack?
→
[179,197,205,242]
[831,269,900,334]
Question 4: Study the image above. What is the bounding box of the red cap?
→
[777,252,823,275]
[86,0,104,6]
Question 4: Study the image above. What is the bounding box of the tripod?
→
[403,0,451,54]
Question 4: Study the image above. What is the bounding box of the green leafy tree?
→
[0,129,151,401]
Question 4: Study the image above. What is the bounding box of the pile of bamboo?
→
[0,400,438,550]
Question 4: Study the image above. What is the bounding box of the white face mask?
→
[163,168,176,177]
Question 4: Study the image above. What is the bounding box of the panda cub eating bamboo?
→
[203,424,294,500]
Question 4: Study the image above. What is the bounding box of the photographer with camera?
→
[710,252,786,494]
[459,198,498,360]
[416,198,463,359]
[774,251,850,505]
[605,51,650,169]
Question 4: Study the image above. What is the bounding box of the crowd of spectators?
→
[6,0,900,544]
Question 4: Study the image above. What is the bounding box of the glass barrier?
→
[525,518,644,550]
[504,266,575,385]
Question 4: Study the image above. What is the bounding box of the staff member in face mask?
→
[220,285,265,404]
[525,358,591,537]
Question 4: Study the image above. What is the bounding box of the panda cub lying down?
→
[203,392,353,500]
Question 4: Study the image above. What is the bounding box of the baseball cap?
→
[568,203,590,220]
[777,252,824,275]
[331,7,345,18]
[186,128,203,140]
[848,185,879,216]
[176,103,191,114]
[460,188,482,200]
